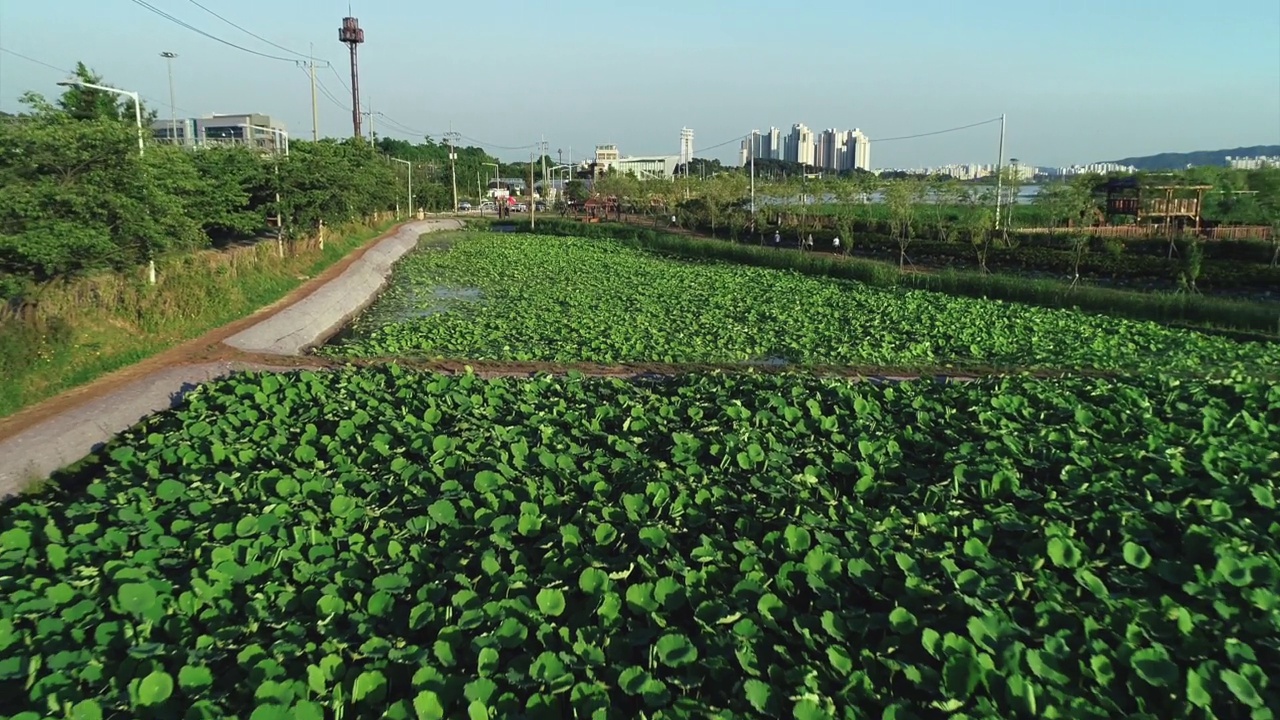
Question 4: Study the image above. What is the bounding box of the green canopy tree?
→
[885,178,925,268]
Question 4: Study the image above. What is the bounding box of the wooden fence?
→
[1016,225,1272,241]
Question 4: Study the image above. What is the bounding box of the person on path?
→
[670,214,677,228]
[833,236,842,254]
[773,230,781,249]
[805,233,814,251]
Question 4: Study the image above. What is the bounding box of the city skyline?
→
[1,0,1276,167]
[741,124,872,172]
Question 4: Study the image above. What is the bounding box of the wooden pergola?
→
[1099,176,1213,233]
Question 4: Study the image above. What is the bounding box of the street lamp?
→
[749,130,758,217]
[483,162,500,216]
[58,80,144,155]
[159,52,178,146]
[237,124,290,248]
[240,124,289,155]
[390,157,411,219]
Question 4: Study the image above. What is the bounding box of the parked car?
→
[512,203,528,212]
[478,201,496,212]
[458,201,472,211]
[535,201,547,212]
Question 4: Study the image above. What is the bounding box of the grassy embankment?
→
[0,220,398,420]
[497,217,1280,340]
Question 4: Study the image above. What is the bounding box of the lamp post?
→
[483,162,500,216]
[60,79,151,280]
[749,130,758,217]
[159,52,178,146]
[57,80,143,155]
[391,157,411,219]
[240,124,289,251]
[241,124,289,155]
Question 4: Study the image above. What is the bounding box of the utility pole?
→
[339,16,365,140]
[446,129,461,213]
[530,150,537,230]
[309,44,319,141]
[749,130,756,217]
[539,138,549,205]
[363,97,375,143]
[994,113,1006,231]
[160,52,177,146]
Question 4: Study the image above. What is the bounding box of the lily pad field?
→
[325,233,1280,375]
[2,231,1279,719]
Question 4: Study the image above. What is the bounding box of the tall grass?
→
[0,219,398,419]
[512,219,1280,340]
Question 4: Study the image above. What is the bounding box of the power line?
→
[874,117,1003,143]
[689,135,745,155]
[459,134,537,151]
[327,64,352,95]
[184,0,309,60]
[126,0,299,63]
[0,47,66,73]
[0,46,192,116]
[311,72,347,110]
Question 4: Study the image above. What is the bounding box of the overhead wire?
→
[873,116,1003,143]
[183,0,309,59]
[126,0,300,63]
[0,45,194,116]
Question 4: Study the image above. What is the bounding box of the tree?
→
[963,206,993,273]
[701,174,747,238]
[884,178,924,268]
[563,180,589,204]
[20,62,156,125]
[926,174,959,242]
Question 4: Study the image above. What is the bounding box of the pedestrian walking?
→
[833,236,842,253]
[804,233,814,251]
[773,230,781,249]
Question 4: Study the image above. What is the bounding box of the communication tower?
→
[338,17,365,140]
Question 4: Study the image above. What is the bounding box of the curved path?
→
[0,219,462,497]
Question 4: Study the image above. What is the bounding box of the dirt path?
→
[0,221,419,444]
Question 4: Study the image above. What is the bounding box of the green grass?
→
[511,219,1280,339]
[324,231,1280,375]
[0,221,397,420]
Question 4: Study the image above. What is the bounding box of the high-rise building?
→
[767,127,781,160]
[819,129,847,170]
[847,129,871,170]
[785,123,814,166]
[679,128,694,166]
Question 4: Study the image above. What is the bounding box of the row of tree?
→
[579,166,1280,274]
[0,64,510,301]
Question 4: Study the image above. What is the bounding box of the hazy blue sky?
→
[2,0,1277,168]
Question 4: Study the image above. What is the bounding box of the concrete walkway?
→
[0,219,463,498]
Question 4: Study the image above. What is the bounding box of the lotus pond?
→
[2,367,1278,718]
[324,233,1280,374]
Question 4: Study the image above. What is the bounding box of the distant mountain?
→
[1101,145,1280,171]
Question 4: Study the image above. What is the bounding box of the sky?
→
[1,0,1278,169]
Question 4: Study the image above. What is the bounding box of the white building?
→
[767,127,781,160]
[818,129,845,170]
[594,143,678,179]
[151,112,287,152]
[847,129,871,171]
[785,123,815,166]
[742,123,870,170]
[679,128,694,166]
[1226,155,1280,170]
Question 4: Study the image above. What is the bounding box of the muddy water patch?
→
[323,284,485,348]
